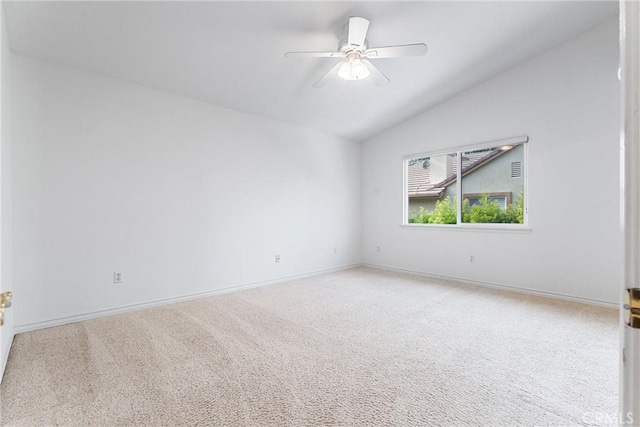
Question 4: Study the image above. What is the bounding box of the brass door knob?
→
[0,292,11,325]
[0,291,11,309]
[624,288,640,328]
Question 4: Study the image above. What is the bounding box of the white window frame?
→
[402,135,530,232]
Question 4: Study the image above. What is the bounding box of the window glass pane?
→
[406,152,458,224]
[460,144,525,224]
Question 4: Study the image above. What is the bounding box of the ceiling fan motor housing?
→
[339,40,368,55]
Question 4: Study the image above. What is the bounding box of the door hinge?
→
[0,291,11,327]
[624,288,640,328]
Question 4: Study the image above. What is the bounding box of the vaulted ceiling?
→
[4,1,617,141]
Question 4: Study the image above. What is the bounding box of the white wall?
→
[11,55,361,328]
[0,3,13,377]
[361,19,621,305]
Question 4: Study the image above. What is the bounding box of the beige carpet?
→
[0,267,618,426]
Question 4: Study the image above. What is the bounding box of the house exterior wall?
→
[408,197,437,213]
[451,144,525,203]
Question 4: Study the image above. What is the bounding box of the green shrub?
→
[408,206,432,224]
[505,192,524,224]
[409,191,524,224]
[431,196,457,224]
[408,196,456,224]
[464,194,507,223]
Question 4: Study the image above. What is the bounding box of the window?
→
[406,152,458,225]
[404,136,528,227]
[464,192,511,210]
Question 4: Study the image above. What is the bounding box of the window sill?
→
[401,223,532,234]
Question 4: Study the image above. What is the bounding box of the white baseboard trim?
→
[362,263,618,309]
[15,264,362,334]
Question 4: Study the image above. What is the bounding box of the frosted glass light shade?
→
[337,58,371,81]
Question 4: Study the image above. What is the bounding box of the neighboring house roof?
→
[407,148,509,198]
[407,160,445,197]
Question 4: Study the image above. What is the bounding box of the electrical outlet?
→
[275,255,280,263]
[114,272,123,283]
[377,246,381,253]
[334,247,337,255]
[469,255,475,264]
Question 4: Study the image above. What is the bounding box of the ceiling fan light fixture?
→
[337,57,371,81]
[352,59,370,80]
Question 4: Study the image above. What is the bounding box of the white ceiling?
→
[4,1,617,141]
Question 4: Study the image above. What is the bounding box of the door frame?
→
[621,0,640,423]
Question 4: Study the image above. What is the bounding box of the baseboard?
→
[362,263,618,309]
[15,263,362,334]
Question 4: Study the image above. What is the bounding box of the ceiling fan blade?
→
[313,61,344,88]
[348,17,370,48]
[362,60,390,86]
[285,51,345,58]
[364,43,428,59]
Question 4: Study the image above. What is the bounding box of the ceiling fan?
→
[285,16,428,88]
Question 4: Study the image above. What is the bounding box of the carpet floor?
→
[0,267,618,426]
